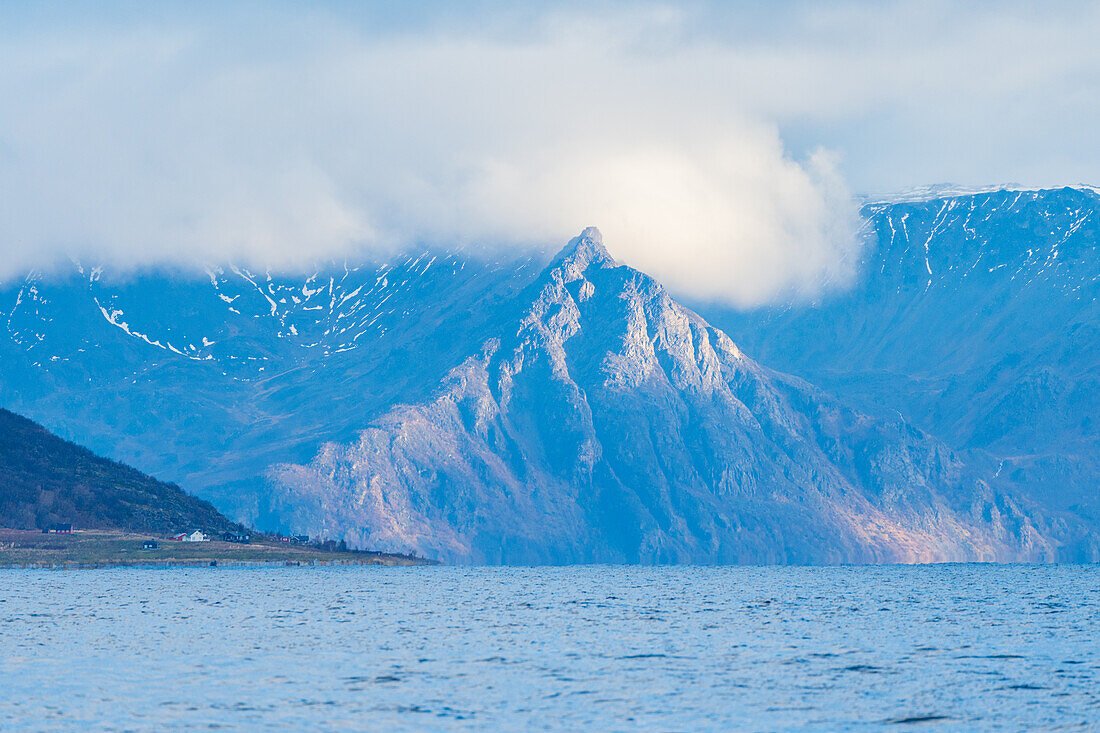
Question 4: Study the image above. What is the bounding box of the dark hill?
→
[0,407,237,533]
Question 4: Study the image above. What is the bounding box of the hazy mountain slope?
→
[0,252,540,511]
[0,408,235,533]
[699,187,1100,524]
[3,201,1095,564]
[259,229,1065,564]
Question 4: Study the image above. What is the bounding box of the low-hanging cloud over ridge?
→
[2,2,1099,305]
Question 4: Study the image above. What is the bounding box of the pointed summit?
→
[550,227,614,277]
[577,225,603,244]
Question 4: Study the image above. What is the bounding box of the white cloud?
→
[1,2,1098,304]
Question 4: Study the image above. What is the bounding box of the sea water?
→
[0,565,1097,730]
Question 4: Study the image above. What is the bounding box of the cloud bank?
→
[2,2,1099,305]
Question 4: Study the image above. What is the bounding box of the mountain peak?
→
[577,225,603,244]
[550,227,613,276]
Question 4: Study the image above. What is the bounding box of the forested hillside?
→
[0,408,237,533]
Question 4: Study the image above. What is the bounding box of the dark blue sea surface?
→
[1,565,1097,730]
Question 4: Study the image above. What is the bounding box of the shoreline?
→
[0,528,435,568]
[0,559,429,570]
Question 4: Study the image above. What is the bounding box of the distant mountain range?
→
[699,187,1100,537]
[0,408,236,534]
[0,250,539,517]
[1,187,1097,563]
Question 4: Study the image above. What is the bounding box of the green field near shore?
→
[0,529,433,568]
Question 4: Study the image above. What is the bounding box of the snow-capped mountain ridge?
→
[0,249,540,497]
[704,186,1100,537]
[2,188,1097,563]
[865,183,1100,205]
[5,250,536,378]
[861,187,1099,298]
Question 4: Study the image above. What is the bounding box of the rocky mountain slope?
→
[701,187,1100,528]
[1,189,1097,564]
[1,252,539,514]
[259,229,1068,564]
[0,408,236,534]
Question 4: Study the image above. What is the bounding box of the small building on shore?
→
[223,531,250,544]
[169,530,209,542]
[142,540,159,550]
[42,524,73,534]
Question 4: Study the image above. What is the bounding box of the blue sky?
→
[2,1,1098,304]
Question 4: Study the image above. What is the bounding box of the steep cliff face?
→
[265,229,1058,564]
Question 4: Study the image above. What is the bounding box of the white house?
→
[182,530,208,542]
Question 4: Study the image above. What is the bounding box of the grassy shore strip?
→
[0,529,435,568]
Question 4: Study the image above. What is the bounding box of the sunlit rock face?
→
[266,228,1059,564]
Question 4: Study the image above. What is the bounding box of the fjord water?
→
[1,566,1097,730]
